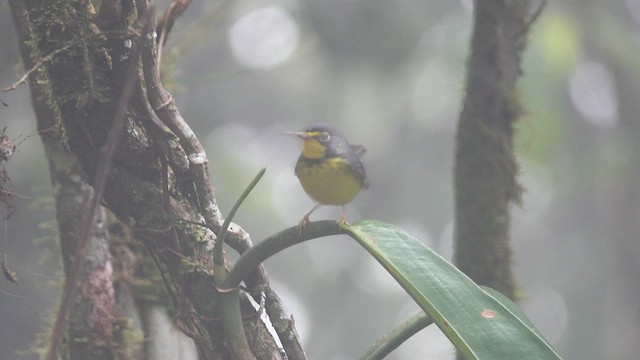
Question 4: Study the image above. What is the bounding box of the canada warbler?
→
[289,124,368,228]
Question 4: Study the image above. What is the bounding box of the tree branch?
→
[156,0,192,75]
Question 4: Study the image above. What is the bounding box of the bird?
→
[289,124,368,229]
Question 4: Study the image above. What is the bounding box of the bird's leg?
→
[338,205,349,225]
[298,203,321,232]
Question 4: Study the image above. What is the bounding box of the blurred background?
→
[1,0,639,359]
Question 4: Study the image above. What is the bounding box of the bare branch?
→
[156,0,193,76]
[156,0,192,45]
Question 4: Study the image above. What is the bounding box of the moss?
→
[28,0,112,110]
[454,0,530,296]
[112,316,144,360]
[178,256,206,275]
[455,116,519,297]
[19,1,250,356]
[176,256,222,314]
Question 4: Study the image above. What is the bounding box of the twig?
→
[4,39,83,91]
[138,4,224,230]
[1,259,18,284]
[132,69,193,199]
[157,0,192,46]
[3,30,130,92]
[264,287,307,360]
[141,235,180,309]
[156,0,192,77]
[523,0,547,34]
[45,10,154,360]
[1,259,37,313]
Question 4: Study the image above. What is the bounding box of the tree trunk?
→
[9,1,132,358]
[454,0,532,299]
[9,0,294,358]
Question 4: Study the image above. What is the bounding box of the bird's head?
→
[287,124,342,159]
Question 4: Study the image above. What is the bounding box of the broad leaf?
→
[343,220,562,360]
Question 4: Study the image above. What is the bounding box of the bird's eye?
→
[318,132,330,142]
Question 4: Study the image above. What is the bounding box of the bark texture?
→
[454,0,531,299]
[9,0,294,359]
[9,1,132,358]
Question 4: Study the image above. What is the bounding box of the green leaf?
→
[480,286,547,340]
[342,220,562,360]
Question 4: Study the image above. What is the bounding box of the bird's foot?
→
[297,214,311,234]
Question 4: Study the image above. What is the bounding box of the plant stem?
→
[214,167,266,266]
[223,220,343,289]
[359,311,432,360]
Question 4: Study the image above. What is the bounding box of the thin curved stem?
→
[222,221,343,289]
[359,311,432,360]
[214,168,266,266]
[219,220,342,360]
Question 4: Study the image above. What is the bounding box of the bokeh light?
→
[410,61,458,132]
[228,6,299,69]
[569,60,618,128]
[2,1,639,359]
[522,286,568,344]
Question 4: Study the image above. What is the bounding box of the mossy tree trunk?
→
[9,0,294,359]
[454,0,533,300]
[9,1,138,358]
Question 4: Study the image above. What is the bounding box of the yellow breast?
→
[295,157,362,205]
